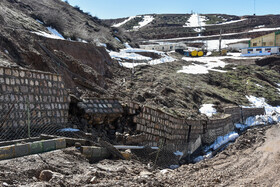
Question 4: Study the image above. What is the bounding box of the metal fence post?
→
[27,100,31,139]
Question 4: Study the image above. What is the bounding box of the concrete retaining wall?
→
[0,138,66,160]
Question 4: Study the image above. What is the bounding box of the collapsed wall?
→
[127,102,265,154]
[0,66,70,140]
[129,102,189,151]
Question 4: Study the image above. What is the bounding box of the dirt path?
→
[156,124,280,187]
[0,124,280,186]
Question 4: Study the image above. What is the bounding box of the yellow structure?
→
[250,31,280,47]
[197,51,204,57]
[191,50,198,57]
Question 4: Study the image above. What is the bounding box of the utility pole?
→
[254,0,256,16]
[219,29,222,55]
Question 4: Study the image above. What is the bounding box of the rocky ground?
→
[108,55,280,118]
[0,124,279,186]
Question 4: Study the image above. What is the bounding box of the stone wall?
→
[202,114,233,144]
[242,107,265,120]
[127,102,265,153]
[0,66,69,140]
[224,106,242,123]
[129,102,189,151]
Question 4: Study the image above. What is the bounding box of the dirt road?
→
[0,124,280,186]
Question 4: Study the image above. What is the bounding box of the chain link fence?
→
[0,92,72,141]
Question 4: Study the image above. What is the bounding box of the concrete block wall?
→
[128,102,266,153]
[129,103,189,151]
[202,114,233,144]
[0,66,69,138]
[242,107,265,120]
[224,106,242,123]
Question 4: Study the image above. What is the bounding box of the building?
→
[249,31,280,47]
[241,46,280,56]
[241,31,280,56]
[226,41,249,51]
[139,43,187,52]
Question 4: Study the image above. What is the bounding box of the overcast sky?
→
[66,0,280,19]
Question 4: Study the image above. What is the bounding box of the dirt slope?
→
[159,124,280,187]
[0,124,279,186]
[0,0,132,50]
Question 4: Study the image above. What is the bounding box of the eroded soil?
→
[1,124,279,187]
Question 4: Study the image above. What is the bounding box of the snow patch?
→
[255,84,263,88]
[246,95,280,115]
[249,27,280,33]
[173,151,183,156]
[199,104,217,117]
[124,42,132,49]
[36,19,44,25]
[46,27,65,39]
[206,132,239,151]
[178,56,227,74]
[31,31,65,40]
[184,14,206,28]
[112,16,137,27]
[133,15,154,30]
[109,46,175,68]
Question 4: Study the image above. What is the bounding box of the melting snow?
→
[173,151,183,156]
[178,53,263,74]
[36,19,44,25]
[184,14,206,28]
[206,132,239,151]
[133,15,154,30]
[112,16,137,27]
[31,31,65,40]
[109,50,151,61]
[249,27,280,33]
[195,95,280,163]
[46,27,65,39]
[109,47,175,68]
[199,104,217,117]
[178,56,227,74]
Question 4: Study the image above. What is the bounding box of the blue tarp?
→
[57,128,80,132]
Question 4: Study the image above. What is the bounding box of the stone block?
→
[14,143,30,157]
[30,141,44,154]
[42,139,56,152]
[0,146,15,160]
[55,138,66,149]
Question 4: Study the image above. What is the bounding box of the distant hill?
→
[103,14,280,42]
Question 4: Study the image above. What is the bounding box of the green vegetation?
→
[205,65,280,106]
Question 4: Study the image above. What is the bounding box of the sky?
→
[66,0,280,19]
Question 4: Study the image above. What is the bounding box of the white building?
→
[226,41,249,51]
[139,43,187,52]
[241,46,280,56]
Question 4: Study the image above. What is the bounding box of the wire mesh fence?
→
[0,92,71,141]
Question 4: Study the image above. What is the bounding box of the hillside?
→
[0,0,139,96]
[104,14,280,42]
[1,1,280,186]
